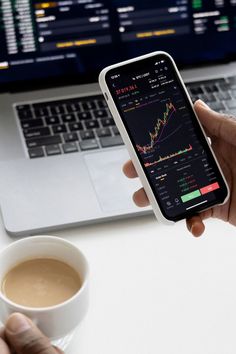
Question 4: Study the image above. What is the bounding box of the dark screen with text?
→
[106,54,228,220]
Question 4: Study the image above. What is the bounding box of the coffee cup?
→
[0,235,89,342]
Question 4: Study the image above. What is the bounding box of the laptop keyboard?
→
[15,95,123,158]
[15,76,236,158]
[186,76,236,115]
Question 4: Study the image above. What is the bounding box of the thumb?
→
[5,313,63,354]
[194,99,236,145]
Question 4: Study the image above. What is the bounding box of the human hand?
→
[123,99,236,237]
[0,313,63,354]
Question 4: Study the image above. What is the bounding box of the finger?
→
[133,188,150,207]
[194,100,236,145]
[5,313,62,354]
[0,327,5,339]
[186,207,213,237]
[0,338,11,354]
[186,215,205,237]
[123,160,138,179]
[0,328,15,354]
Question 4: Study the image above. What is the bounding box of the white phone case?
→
[98,51,230,225]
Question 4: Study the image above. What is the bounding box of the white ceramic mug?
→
[0,235,89,341]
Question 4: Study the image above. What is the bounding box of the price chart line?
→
[137,101,176,154]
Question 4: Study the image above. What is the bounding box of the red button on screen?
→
[200,182,220,195]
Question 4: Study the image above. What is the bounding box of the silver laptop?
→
[0,1,236,236]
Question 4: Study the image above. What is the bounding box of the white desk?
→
[0,213,236,354]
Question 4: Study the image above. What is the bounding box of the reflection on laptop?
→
[0,0,235,236]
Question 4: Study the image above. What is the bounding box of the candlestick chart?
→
[136,101,176,154]
[134,99,194,168]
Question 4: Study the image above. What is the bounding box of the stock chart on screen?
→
[115,67,205,174]
[107,54,227,218]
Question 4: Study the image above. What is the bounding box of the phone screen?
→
[105,53,229,221]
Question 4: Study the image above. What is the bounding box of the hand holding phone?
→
[99,51,229,224]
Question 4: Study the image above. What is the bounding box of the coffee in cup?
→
[0,236,89,342]
[1,258,82,308]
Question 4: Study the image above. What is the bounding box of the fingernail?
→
[6,313,31,334]
[191,224,202,237]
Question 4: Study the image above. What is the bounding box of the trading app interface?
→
[106,55,228,220]
[1,0,236,85]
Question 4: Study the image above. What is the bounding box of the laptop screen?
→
[1,0,236,89]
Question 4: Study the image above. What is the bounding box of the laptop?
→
[0,1,235,236]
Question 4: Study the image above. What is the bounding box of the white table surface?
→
[0,212,236,354]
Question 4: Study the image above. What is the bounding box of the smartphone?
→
[99,51,229,224]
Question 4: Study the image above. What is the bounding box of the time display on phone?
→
[105,54,228,221]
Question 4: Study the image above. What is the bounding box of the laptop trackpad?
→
[84,148,142,213]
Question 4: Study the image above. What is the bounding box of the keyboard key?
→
[24,127,51,138]
[219,83,231,92]
[189,86,203,95]
[66,103,81,113]
[97,99,106,108]
[16,104,30,111]
[34,107,49,117]
[80,130,95,140]
[206,93,217,102]
[28,147,44,158]
[190,96,198,103]
[100,136,124,148]
[208,101,225,111]
[225,100,236,109]
[46,116,60,125]
[101,117,115,127]
[82,101,96,110]
[227,77,236,89]
[80,139,99,150]
[61,114,76,123]
[63,142,78,153]
[50,105,65,115]
[68,122,83,131]
[26,135,62,148]
[204,84,218,93]
[21,118,44,129]
[112,126,120,135]
[96,128,111,137]
[231,90,236,98]
[199,93,216,103]
[46,144,61,156]
[215,91,231,101]
[63,132,78,142]
[52,124,67,134]
[228,76,236,84]
[78,112,92,120]
[93,109,108,118]
[85,120,99,129]
[17,109,33,120]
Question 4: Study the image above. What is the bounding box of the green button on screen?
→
[181,190,201,203]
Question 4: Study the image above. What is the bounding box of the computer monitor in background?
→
[1,0,236,90]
